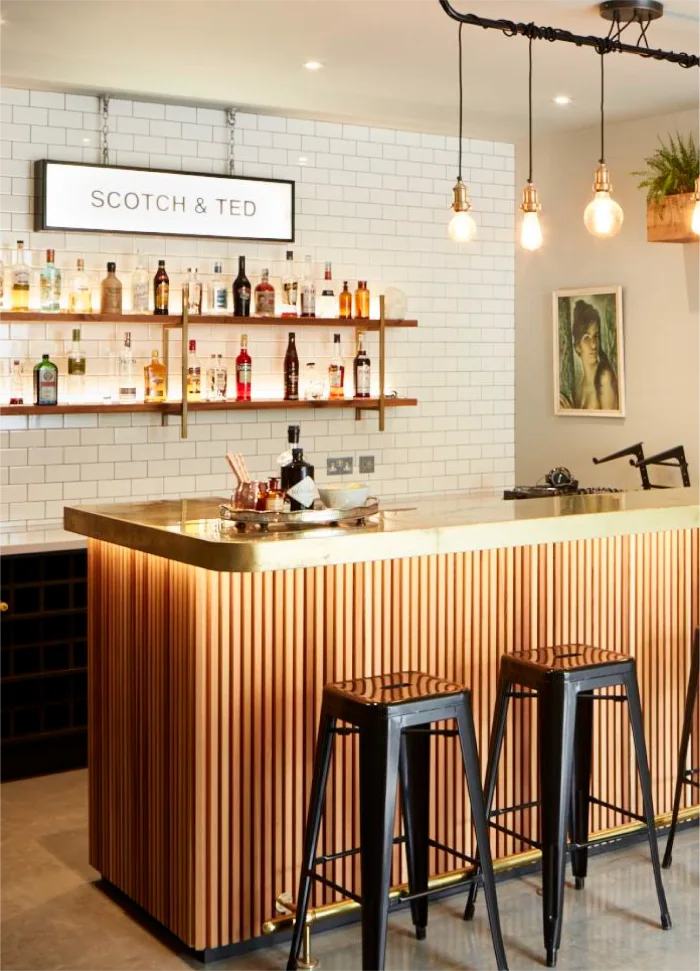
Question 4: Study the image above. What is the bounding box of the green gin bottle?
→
[33,353,58,406]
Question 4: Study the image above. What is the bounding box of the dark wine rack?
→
[1,549,88,781]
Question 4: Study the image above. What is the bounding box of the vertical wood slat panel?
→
[88,528,700,951]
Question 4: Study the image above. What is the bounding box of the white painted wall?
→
[1,88,515,527]
[515,108,699,490]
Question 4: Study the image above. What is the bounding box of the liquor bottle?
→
[339,280,352,319]
[328,333,345,399]
[233,256,251,317]
[186,339,201,401]
[131,250,149,313]
[286,447,315,511]
[254,269,275,317]
[300,255,316,317]
[154,260,169,315]
[118,332,137,403]
[39,249,61,312]
[354,331,371,398]
[354,280,370,319]
[236,333,252,401]
[318,261,335,318]
[9,359,24,405]
[68,259,92,313]
[265,477,284,512]
[67,328,86,401]
[282,250,298,317]
[144,349,166,402]
[185,267,202,315]
[11,240,30,312]
[284,332,299,400]
[206,354,217,400]
[279,424,300,491]
[33,353,58,406]
[210,262,228,313]
[100,262,122,313]
[213,354,228,398]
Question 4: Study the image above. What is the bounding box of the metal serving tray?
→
[219,498,379,531]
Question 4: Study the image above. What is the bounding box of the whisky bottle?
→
[11,240,30,312]
[69,259,92,313]
[339,280,352,319]
[354,280,370,319]
[100,262,123,314]
[284,332,299,400]
[282,250,298,317]
[154,260,169,315]
[353,331,371,398]
[318,261,335,318]
[328,333,345,399]
[254,269,275,317]
[300,255,316,317]
[236,334,252,401]
[33,353,58,406]
[186,339,201,401]
[39,249,61,312]
[210,262,229,313]
[67,328,86,401]
[233,256,251,316]
[118,332,137,403]
[144,349,166,402]
[131,250,149,312]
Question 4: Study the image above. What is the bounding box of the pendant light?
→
[692,177,700,236]
[584,51,623,238]
[520,36,543,251]
[448,22,477,243]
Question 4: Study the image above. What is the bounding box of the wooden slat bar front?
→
[88,527,699,951]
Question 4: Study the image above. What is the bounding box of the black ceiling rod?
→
[437,0,699,68]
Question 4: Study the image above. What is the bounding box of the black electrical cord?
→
[600,52,605,164]
[527,35,533,184]
[457,21,463,179]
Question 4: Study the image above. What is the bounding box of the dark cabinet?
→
[1,549,88,781]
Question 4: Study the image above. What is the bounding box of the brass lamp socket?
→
[520,182,541,213]
[451,178,472,213]
[592,162,613,193]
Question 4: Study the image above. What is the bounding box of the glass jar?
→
[303,361,324,400]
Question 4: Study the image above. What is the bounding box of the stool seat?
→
[326,670,465,706]
[502,643,632,686]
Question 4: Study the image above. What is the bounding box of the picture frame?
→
[553,285,625,418]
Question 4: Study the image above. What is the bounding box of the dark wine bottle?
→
[280,425,300,491]
[153,259,169,315]
[233,255,251,317]
[284,332,299,401]
[286,447,315,511]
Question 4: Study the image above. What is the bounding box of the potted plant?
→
[633,132,699,243]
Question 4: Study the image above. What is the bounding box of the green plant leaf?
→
[633,132,700,200]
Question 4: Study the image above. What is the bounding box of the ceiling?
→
[1,0,698,140]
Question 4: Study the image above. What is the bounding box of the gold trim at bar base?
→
[261,807,698,936]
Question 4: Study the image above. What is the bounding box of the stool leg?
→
[399,728,431,940]
[538,680,576,969]
[663,632,699,869]
[624,670,672,930]
[464,673,512,922]
[359,717,402,971]
[569,691,594,890]
[456,697,509,971]
[287,706,336,971]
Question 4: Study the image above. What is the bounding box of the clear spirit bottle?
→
[118,332,137,403]
[187,339,202,401]
[300,255,316,317]
[131,250,149,313]
[67,328,87,401]
[9,359,24,405]
[39,248,61,312]
[68,259,92,313]
[210,262,229,313]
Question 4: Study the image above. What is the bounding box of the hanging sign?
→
[34,160,295,242]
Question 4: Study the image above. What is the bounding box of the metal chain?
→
[227,107,237,176]
[101,95,110,166]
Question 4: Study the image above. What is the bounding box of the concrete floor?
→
[1,769,698,971]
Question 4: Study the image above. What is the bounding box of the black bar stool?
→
[286,671,508,971]
[463,645,671,968]
[663,628,699,868]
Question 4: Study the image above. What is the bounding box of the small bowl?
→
[318,483,370,511]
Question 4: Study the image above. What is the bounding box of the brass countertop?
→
[63,488,699,573]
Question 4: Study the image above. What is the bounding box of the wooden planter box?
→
[646,192,697,243]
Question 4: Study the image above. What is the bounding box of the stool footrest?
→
[314,835,405,865]
[405,727,460,737]
[588,796,646,823]
[590,694,627,701]
[487,819,542,850]
[489,799,540,818]
[398,873,476,905]
[309,872,362,904]
[331,726,360,736]
[428,838,478,865]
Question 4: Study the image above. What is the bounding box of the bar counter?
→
[65,489,700,955]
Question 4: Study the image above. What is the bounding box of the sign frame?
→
[34,159,295,243]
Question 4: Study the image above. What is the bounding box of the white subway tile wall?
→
[0,88,515,527]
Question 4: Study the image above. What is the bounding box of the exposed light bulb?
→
[448,209,477,243]
[584,164,623,238]
[520,211,543,251]
[693,178,700,236]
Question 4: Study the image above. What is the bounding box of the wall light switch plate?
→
[359,455,375,474]
[327,456,353,476]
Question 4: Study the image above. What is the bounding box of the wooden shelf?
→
[1,311,417,329]
[0,398,417,417]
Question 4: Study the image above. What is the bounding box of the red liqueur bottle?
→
[236,333,252,401]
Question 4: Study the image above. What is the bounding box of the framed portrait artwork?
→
[553,286,625,417]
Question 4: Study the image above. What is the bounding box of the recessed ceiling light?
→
[298,156,308,165]
[303,60,323,71]
[554,95,572,105]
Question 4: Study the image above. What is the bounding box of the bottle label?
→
[355,362,371,395]
[132,281,149,311]
[301,288,315,315]
[237,362,252,387]
[287,476,319,509]
[37,366,57,405]
[283,282,298,307]
[213,285,228,310]
[119,386,137,401]
[328,366,343,391]
[13,269,29,287]
[102,286,122,313]
[285,370,299,399]
[255,290,275,315]
[68,358,86,376]
[237,286,251,302]
[155,282,168,310]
